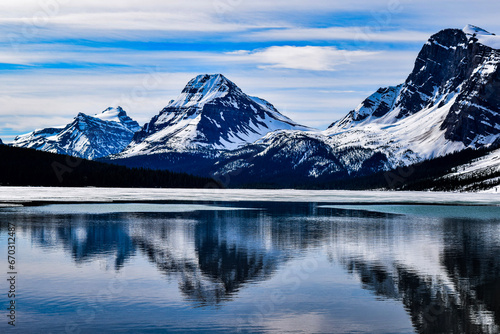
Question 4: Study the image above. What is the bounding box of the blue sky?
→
[1,0,500,141]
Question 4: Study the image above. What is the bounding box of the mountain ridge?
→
[12,106,140,160]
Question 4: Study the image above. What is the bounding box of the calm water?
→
[1,202,500,333]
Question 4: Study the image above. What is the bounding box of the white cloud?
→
[2,0,500,33]
[0,45,211,66]
[0,11,260,34]
[244,27,431,43]
[0,1,287,41]
[227,46,379,71]
[0,44,389,73]
[0,0,392,15]
[1,0,499,50]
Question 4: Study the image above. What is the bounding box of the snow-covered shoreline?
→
[0,186,499,206]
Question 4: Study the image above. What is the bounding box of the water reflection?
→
[321,210,500,334]
[1,203,500,333]
[25,214,137,270]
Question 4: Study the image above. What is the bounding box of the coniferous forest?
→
[0,145,218,188]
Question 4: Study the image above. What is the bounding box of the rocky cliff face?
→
[394,26,500,147]
[395,29,470,119]
[441,36,500,145]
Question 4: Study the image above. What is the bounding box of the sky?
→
[1,0,500,142]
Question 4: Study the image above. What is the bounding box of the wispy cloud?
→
[0,11,264,35]
[244,27,431,43]
[227,46,379,71]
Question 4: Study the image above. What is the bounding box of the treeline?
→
[315,147,496,191]
[0,145,219,188]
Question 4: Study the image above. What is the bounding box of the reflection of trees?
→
[325,213,500,334]
[440,218,500,333]
[5,204,500,332]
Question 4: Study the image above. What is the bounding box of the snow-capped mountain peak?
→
[93,106,141,132]
[322,25,500,171]
[12,107,141,159]
[116,74,311,156]
[168,74,238,109]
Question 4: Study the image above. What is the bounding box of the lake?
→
[1,188,500,333]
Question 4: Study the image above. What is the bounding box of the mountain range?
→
[8,25,500,190]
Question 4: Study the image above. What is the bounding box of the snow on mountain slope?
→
[94,107,141,132]
[115,74,311,157]
[435,148,500,192]
[448,148,500,177]
[325,88,466,165]
[12,107,140,160]
[463,24,500,49]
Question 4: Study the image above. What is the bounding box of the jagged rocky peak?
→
[329,85,402,130]
[392,28,470,119]
[169,74,239,108]
[330,26,494,130]
[389,25,499,121]
[321,25,500,174]
[338,24,500,147]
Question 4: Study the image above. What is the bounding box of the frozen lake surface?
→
[1,186,500,205]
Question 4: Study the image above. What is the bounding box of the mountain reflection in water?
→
[2,202,500,333]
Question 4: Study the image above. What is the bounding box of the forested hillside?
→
[0,145,217,188]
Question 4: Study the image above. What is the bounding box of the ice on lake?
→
[1,186,500,206]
